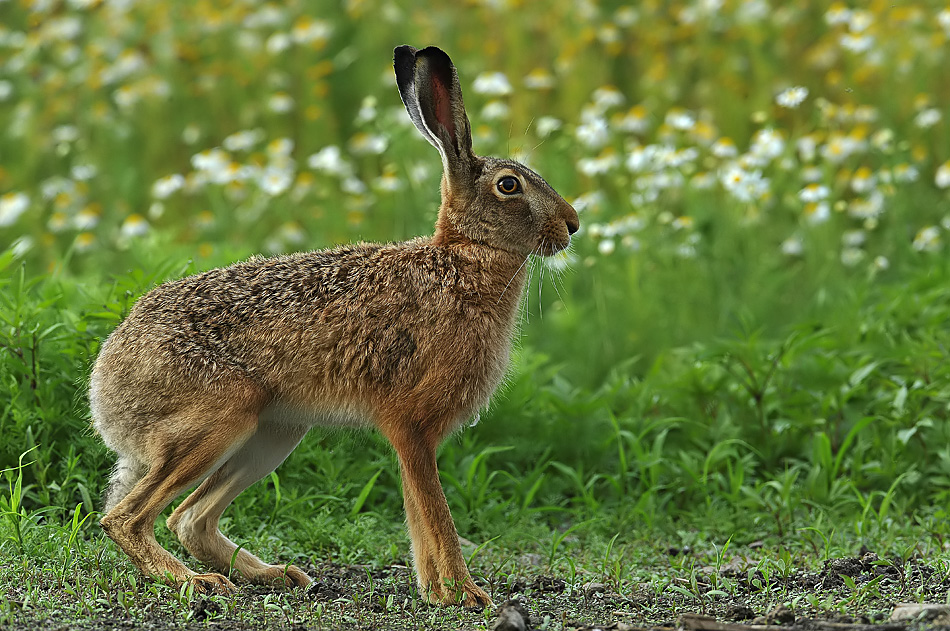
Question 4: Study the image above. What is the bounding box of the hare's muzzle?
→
[565,212,579,236]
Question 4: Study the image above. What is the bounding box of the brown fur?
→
[91,45,578,607]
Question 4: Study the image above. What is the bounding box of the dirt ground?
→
[6,552,950,630]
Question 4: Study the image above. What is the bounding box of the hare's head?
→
[394,46,579,258]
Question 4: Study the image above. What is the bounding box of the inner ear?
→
[428,66,458,153]
[430,74,456,151]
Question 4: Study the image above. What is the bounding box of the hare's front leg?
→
[384,422,493,608]
[166,420,312,588]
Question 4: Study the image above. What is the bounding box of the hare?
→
[90,45,578,608]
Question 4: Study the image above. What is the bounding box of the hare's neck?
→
[432,214,469,248]
[490,253,529,321]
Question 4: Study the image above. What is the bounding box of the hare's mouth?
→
[537,236,571,256]
[536,217,577,256]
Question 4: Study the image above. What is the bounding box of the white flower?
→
[308,145,352,176]
[749,128,785,163]
[915,108,942,129]
[571,191,604,213]
[598,238,616,255]
[374,172,402,191]
[481,100,510,120]
[939,9,950,35]
[615,107,649,134]
[259,167,293,196]
[801,166,823,183]
[847,191,884,219]
[223,129,264,152]
[48,212,69,232]
[796,135,819,162]
[266,32,292,54]
[524,69,555,90]
[291,19,331,44]
[711,138,738,158]
[267,138,294,158]
[913,226,941,252]
[74,232,96,252]
[893,164,919,183]
[52,125,80,144]
[70,164,97,181]
[592,86,625,110]
[0,80,12,101]
[840,247,865,267]
[151,174,185,199]
[799,183,829,202]
[825,5,852,25]
[804,202,830,224]
[720,165,769,202]
[848,10,873,33]
[664,108,695,131]
[472,72,512,96]
[192,148,231,172]
[842,229,866,247]
[781,236,803,256]
[120,214,150,238]
[575,117,609,148]
[840,34,874,53]
[690,172,716,189]
[0,192,29,226]
[936,161,950,189]
[341,177,367,195]
[577,153,619,176]
[850,167,877,194]
[348,133,387,156]
[356,96,377,124]
[872,256,889,271]
[536,116,562,137]
[820,133,864,164]
[74,207,99,229]
[268,93,295,113]
[776,86,809,109]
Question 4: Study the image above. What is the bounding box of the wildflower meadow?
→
[3,1,950,628]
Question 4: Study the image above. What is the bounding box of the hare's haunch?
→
[91,45,579,608]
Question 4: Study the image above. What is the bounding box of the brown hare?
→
[91,45,579,608]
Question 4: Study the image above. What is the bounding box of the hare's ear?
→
[394,45,475,182]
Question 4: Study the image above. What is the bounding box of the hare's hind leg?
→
[102,455,147,513]
[166,421,312,588]
[99,402,260,594]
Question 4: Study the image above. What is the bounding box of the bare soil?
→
[6,552,950,630]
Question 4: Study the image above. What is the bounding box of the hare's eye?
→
[497,176,521,195]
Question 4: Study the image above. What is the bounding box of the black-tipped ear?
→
[393,45,475,181]
[394,45,438,148]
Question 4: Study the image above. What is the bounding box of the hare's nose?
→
[566,216,579,235]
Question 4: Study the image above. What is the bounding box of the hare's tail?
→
[102,456,147,512]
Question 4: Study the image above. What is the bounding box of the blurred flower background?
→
[1,0,949,379]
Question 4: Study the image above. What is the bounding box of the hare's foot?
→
[424,577,493,608]
[244,562,312,588]
[189,572,236,594]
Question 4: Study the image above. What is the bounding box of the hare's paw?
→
[277,564,313,588]
[459,581,493,609]
[190,573,236,594]
[253,563,313,588]
[426,578,493,608]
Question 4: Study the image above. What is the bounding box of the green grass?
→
[3,1,950,628]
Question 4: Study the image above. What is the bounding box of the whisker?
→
[537,241,546,321]
[497,253,532,306]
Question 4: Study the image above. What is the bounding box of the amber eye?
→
[496,176,521,195]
